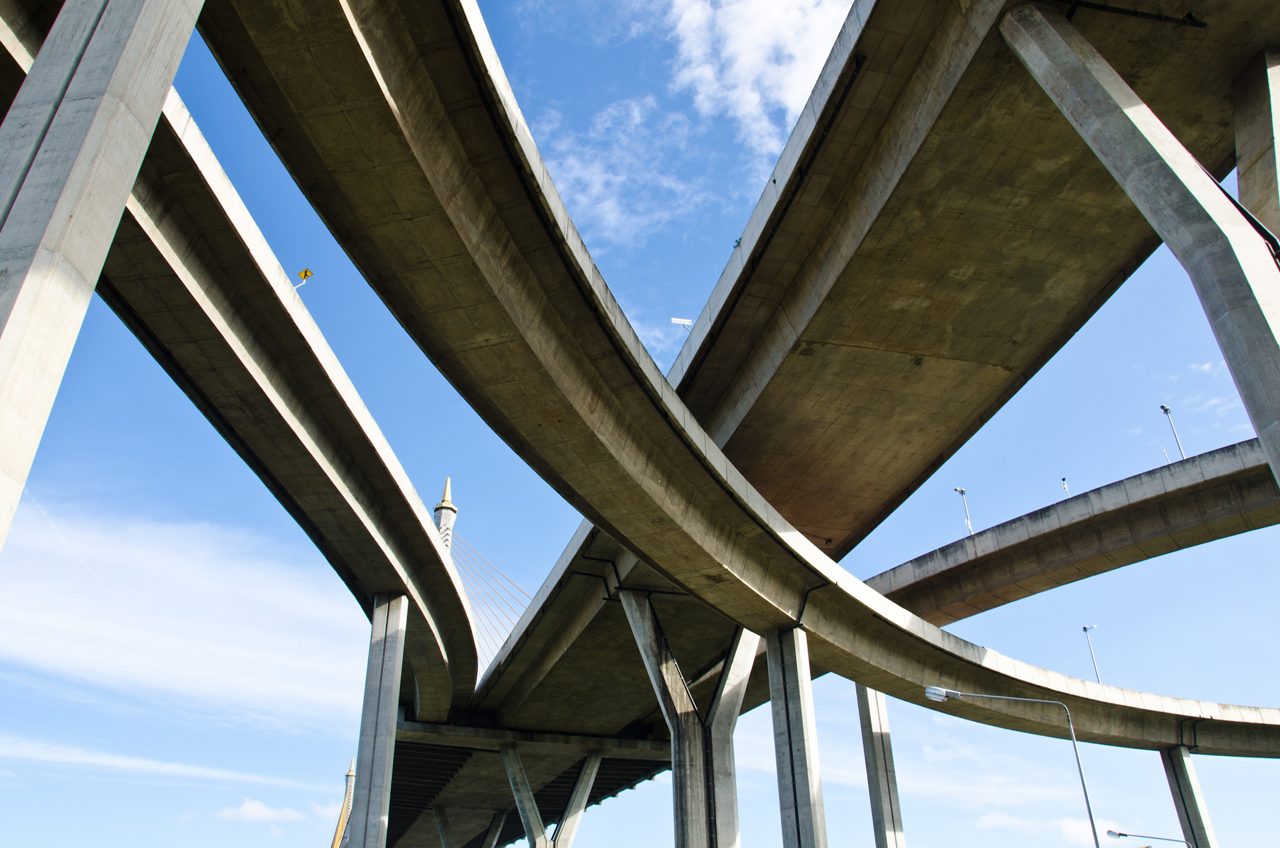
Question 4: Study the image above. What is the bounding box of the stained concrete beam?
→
[869,439,1280,625]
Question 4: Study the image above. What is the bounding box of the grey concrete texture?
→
[868,439,1280,625]
[194,0,1280,762]
[767,628,828,848]
[0,1,478,719]
[350,595,409,848]
[856,685,906,848]
[0,0,202,551]
[1161,745,1220,848]
[1001,4,1280,489]
[1234,50,1280,236]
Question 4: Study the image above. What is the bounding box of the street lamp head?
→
[1083,624,1096,632]
[953,487,965,495]
[1107,831,1123,839]
[1160,404,1171,414]
[924,685,959,702]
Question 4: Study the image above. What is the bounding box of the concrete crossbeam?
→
[1001,4,1280,487]
[0,0,200,552]
[350,594,409,848]
[1235,51,1280,235]
[767,628,828,848]
[857,685,906,848]
[1161,746,1219,848]
[396,720,671,761]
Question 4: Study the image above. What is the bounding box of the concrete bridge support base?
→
[857,685,906,848]
[767,627,828,848]
[1001,4,1280,487]
[1161,746,1220,848]
[349,594,409,848]
[621,590,760,848]
[0,0,201,553]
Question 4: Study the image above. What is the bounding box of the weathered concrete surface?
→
[350,594,409,848]
[1162,745,1220,848]
[768,628,828,848]
[857,685,906,848]
[192,3,1280,844]
[0,0,201,552]
[869,439,1280,625]
[1003,4,1280,486]
[0,1,479,719]
[1235,50,1280,235]
[198,0,1280,756]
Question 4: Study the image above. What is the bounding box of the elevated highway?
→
[189,0,1280,844]
[0,0,479,720]
[2,0,1277,847]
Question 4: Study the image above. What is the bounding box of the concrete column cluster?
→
[0,0,202,553]
[620,590,761,848]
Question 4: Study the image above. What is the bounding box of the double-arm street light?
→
[924,686,1100,848]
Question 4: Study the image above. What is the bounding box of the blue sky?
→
[2,1,1278,846]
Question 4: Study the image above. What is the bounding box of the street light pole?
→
[953,487,973,536]
[1082,624,1101,683]
[924,686,1101,848]
[1160,404,1186,460]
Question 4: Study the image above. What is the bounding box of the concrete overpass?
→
[2,1,1280,848]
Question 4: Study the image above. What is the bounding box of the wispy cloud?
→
[665,0,853,160]
[1188,360,1223,375]
[218,798,308,823]
[0,498,367,730]
[542,96,709,251]
[0,734,324,790]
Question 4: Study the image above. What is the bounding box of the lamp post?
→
[1160,404,1186,460]
[1108,829,1190,847]
[1082,624,1101,683]
[924,686,1101,848]
[953,487,973,536]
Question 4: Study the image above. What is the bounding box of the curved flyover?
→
[0,1,478,719]
[199,0,1280,754]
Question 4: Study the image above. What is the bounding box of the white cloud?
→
[665,0,853,159]
[542,96,708,250]
[1188,361,1223,375]
[0,734,323,790]
[0,498,367,730]
[218,798,307,823]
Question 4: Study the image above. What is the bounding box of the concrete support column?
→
[349,594,409,848]
[0,0,202,552]
[1235,51,1280,235]
[620,590,761,848]
[480,811,508,848]
[500,744,601,848]
[1000,4,1280,486]
[766,627,828,848]
[1160,746,1220,848]
[856,684,906,848]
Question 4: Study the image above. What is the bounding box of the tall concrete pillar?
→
[620,590,761,848]
[856,684,906,848]
[1235,51,1280,235]
[1000,4,1280,486]
[766,627,828,848]
[0,0,202,553]
[349,594,409,848]
[500,744,601,848]
[1160,746,1220,848]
